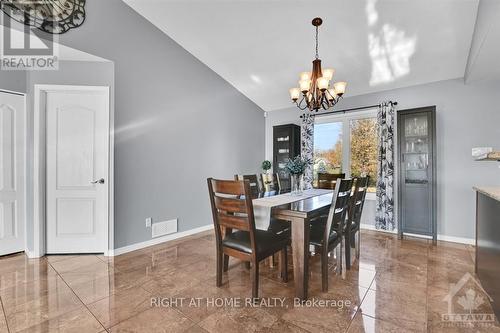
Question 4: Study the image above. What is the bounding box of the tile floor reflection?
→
[0,230,498,332]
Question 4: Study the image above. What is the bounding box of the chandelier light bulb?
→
[322,68,335,81]
[299,72,312,81]
[333,81,347,96]
[317,77,329,91]
[289,88,301,101]
[299,80,311,93]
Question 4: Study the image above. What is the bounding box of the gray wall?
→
[266,78,500,241]
[0,70,27,93]
[6,0,265,249]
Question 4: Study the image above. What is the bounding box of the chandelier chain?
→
[315,26,319,59]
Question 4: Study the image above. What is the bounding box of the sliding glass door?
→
[313,110,378,192]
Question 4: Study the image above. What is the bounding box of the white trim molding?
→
[360,224,474,245]
[111,224,214,256]
[33,84,112,257]
[437,234,475,245]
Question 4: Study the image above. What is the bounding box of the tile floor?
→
[0,230,498,332]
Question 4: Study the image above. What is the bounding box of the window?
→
[313,122,342,187]
[350,118,378,192]
[313,110,378,193]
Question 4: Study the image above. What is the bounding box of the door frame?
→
[33,84,113,257]
[0,89,27,255]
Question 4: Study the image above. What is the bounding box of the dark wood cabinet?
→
[397,106,437,242]
[273,124,301,191]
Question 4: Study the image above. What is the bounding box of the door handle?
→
[91,178,105,184]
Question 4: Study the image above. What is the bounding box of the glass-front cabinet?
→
[398,107,436,242]
[273,124,301,191]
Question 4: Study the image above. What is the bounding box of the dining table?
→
[252,189,335,300]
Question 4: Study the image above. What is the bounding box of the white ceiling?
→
[124,0,480,111]
[465,0,500,83]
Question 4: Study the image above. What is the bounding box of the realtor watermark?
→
[440,272,496,328]
[0,3,59,70]
[151,297,351,310]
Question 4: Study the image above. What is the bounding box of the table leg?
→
[291,217,310,300]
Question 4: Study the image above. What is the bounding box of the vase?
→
[290,174,303,195]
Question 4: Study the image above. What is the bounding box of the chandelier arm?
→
[321,96,329,110]
[298,95,307,110]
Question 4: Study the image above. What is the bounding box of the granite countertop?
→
[474,187,500,201]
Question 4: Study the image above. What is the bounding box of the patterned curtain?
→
[375,102,395,231]
[301,114,315,190]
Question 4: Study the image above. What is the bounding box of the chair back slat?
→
[317,173,346,190]
[207,178,257,249]
[235,174,261,198]
[214,196,248,214]
[323,178,353,246]
[211,179,246,195]
[217,213,251,231]
[261,173,281,192]
[349,176,370,229]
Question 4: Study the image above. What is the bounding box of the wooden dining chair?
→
[207,178,289,298]
[309,178,353,292]
[345,176,369,269]
[317,173,346,189]
[236,174,291,269]
[234,174,262,198]
[261,173,281,192]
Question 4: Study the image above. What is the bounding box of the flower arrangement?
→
[261,160,272,172]
[285,155,310,175]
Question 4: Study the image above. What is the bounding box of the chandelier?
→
[289,17,347,113]
[1,0,86,34]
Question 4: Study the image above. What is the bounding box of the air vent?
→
[152,219,177,238]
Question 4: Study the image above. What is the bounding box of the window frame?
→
[314,108,378,200]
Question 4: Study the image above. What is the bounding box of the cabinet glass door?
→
[403,114,429,184]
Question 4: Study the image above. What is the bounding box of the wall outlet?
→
[145,217,152,228]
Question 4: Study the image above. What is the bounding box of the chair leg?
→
[268,254,276,268]
[341,238,346,279]
[345,232,352,270]
[355,230,361,259]
[216,248,223,287]
[280,248,288,282]
[223,254,229,272]
[335,243,343,278]
[321,252,329,292]
[251,260,259,299]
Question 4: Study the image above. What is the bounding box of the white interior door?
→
[46,88,109,254]
[0,92,25,256]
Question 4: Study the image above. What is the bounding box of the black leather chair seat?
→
[309,225,340,247]
[222,229,289,256]
[311,217,357,233]
[268,218,291,236]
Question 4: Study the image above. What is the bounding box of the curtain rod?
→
[300,101,398,118]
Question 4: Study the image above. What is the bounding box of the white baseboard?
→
[437,234,475,245]
[25,250,39,259]
[111,224,213,256]
[360,223,474,245]
[360,223,397,234]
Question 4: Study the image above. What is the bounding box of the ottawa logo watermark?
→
[0,4,59,70]
[441,272,496,328]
